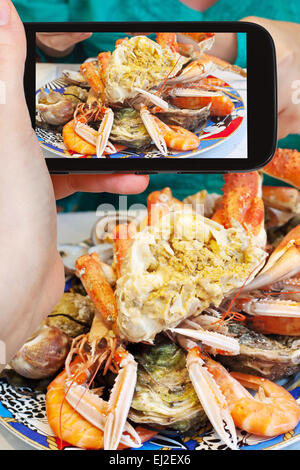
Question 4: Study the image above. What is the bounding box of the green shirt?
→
[16,0,300,210]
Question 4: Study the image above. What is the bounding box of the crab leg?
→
[244,224,300,292]
[212,172,266,248]
[183,341,238,450]
[262,186,300,213]
[76,252,118,326]
[263,148,300,190]
[147,187,185,226]
[113,222,137,278]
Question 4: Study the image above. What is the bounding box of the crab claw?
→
[170,319,240,355]
[140,105,168,156]
[64,378,141,449]
[104,348,140,450]
[186,344,238,450]
[96,107,114,158]
[244,224,300,292]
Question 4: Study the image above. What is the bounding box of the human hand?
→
[36,32,93,57]
[242,17,300,140]
[0,1,148,363]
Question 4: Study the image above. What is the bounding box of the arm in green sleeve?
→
[13,0,69,21]
[235,32,247,68]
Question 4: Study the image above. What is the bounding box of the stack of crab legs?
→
[62,32,242,157]
[45,147,300,450]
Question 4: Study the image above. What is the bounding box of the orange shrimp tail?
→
[75,252,118,325]
[212,172,264,238]
[263,148,300,190]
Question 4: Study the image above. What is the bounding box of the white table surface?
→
[0,211,300,450]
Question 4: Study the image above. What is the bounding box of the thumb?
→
[0,0,29,125]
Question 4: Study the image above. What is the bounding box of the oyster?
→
[110,108,151,148]
[116,211,267,343]
[61,69,89,87]
[63,86,88,105]
[217,322,300,381]
[156,104,210,131]
[46,293,95,338]
[129,338,207,433]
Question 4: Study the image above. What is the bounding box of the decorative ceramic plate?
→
[0,365,299,450]
[35,75,245,159]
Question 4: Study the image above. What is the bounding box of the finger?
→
[0,0,29,125]
[51,174,149,200]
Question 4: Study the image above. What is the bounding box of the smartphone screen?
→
[35,31,248,161]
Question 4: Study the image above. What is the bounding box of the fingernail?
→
[0,0,10,26]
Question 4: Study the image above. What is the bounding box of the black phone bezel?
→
[24,21,277,174]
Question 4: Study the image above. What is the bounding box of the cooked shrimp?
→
[62,119,97,155]
[206,356,300,437]
[46,361,105,449]
[46,357,155,449]
[62,119,126,156]
[152,115,200,151]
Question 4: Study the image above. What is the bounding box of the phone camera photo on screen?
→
[24,22,277,174]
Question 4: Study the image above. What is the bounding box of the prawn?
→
[204,354,300,437]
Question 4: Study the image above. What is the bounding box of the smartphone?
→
[24,21,277,174]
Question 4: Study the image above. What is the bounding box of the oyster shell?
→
[217,322,300,381]
[61,69,89,87]
[157,104,210,131]
[110,108,151,148]
[129,337,207,433]
[46,293,95,338]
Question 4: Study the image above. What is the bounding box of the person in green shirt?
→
[14,0,300,211]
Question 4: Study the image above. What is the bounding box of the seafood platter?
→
[35,32,246,159]
[1,148,300,450]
